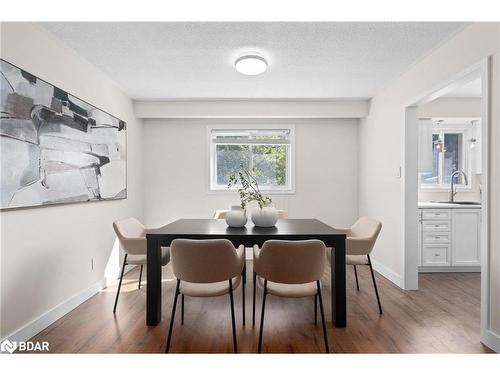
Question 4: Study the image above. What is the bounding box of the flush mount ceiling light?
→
[235,54,267,76]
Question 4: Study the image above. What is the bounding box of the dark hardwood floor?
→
[30,262,492,353]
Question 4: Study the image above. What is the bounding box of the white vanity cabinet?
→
[418,207,481,271]
[452,209,481,266]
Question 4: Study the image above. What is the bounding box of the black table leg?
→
[330,238,346,327]
[147,238,162,326]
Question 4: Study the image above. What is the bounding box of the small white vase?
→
[225,206,248,227]
[251,206,279,227]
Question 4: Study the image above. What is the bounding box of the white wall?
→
[0,23,144,340]
[142,118,359,230]
[134,100,369,119]
[417,97,481,118]
[359,22,500,344]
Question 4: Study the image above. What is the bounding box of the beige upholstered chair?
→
[253,240,329,353]
[277,210,287,219]
[213,209,229,219]
[213,209,288,219]
[327,217,383,314]
[112,217,170,313]
[165,239,245,353]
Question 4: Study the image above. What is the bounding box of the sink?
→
[431,201,481,205]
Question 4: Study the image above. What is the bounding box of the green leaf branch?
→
[228,166,272,209]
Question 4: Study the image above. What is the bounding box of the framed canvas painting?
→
[0,59,127,210]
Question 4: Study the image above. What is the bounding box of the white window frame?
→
[419,125,473,191]
[208,125,295,193]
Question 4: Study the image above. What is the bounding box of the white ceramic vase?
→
[251,206,279,227]
[225,206,248,227]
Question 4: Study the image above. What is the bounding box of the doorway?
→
[402,58,492,347]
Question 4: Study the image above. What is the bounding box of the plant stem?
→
[242,168,264,204]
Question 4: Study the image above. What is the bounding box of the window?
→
[420,129,470,188]
[209,128,294,191]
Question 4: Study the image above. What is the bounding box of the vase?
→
[225,206,248,227]
[251,206,279,227]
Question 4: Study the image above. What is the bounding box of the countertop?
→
[418,201,481,209]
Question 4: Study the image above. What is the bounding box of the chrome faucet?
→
[449,170,468,202]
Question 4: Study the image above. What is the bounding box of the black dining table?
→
[146,218,347,327]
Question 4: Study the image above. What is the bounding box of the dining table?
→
[146,218,347,327]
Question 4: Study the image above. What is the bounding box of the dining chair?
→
[213,209,229,219]
[112,217,170,313]
[277,210,287,219]
[327,217,383,314]
[165,239,245,353]
[213,209,288,219]
[253,239,329,353]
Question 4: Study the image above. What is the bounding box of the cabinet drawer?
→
[422,209,451,221]
[423,232,451,244]
[422,245,451,266]
[422,221,451,232]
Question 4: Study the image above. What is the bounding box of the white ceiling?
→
[41,22,466,100]
[442,78,482,98]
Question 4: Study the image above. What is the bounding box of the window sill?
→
[208,188,296,195]
[419,186,473,192]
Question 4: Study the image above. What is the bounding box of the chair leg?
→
[316,280,330,353]
[138,264,143,290]
[314,294,318,325]
[229,279,238,353]
[367,255,383,315]
[113,254,128,313]
[258,280,268,353]
[181,294,185,325]
[353,265,360,291]
[165,279,180,353]
[252,271,257,326]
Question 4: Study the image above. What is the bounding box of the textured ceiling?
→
[41,22,466,100]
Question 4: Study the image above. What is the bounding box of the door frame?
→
[402,57,493,348]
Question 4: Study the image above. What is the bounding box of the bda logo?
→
[0,339,18,354]
[0,339,49,353]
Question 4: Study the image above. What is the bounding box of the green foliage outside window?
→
[216,144,287,187]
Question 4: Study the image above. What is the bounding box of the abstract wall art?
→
[0,59,127,210]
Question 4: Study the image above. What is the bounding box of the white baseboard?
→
[370,259,404,289]
[482,329,500,353]
[1,262,135,343]
[419,266,480,273]
[2,278,106,343]
[0,264,136,341]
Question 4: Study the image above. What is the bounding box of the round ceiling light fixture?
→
[235,54,267,76]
